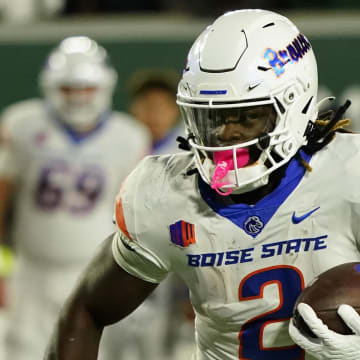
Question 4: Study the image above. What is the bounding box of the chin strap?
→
[176,136,191,151]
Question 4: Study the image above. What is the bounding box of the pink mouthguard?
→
[211,148,250,196]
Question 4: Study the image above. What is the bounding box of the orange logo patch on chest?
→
[169,220,195,248]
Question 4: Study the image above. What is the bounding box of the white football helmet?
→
[177,9,318,194]
[39,36,117,132]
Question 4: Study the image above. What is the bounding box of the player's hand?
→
[289,302,360,360]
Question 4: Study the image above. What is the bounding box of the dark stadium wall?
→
[0,41,190,113]
[0,33,358,114]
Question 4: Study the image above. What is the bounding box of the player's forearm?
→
[0,178,14,243]
[44,299,103,360]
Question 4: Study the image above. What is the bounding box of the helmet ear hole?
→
[284,88,296,104]
[282,139,295,155]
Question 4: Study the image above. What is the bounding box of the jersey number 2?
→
[238,265,305,360]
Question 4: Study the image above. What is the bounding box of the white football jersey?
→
[0,98,151,265]
[113,132,360,360]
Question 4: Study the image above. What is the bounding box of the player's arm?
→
[0,178,14,237]
[44,233,158,360]
[0,178,15,307]
[0,119,17,307]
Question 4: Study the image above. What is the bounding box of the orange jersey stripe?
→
[115,188,132,241]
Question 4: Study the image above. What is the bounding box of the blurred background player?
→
[129,69,184,155]
[0,36,151,360]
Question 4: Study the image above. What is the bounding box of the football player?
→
[0,36,151,360]
[44,10,360,360]
[129,69,183,155]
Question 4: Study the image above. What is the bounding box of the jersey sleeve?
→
[111,158,171,283]
[112,231,168,283]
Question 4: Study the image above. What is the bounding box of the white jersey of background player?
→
[0,36,150,360]
[45,10,360,360]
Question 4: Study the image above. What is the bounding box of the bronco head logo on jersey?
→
[244,216,264,236]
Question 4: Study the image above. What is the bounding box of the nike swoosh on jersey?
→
[292,206,320,224]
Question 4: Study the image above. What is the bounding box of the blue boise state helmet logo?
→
[244,216,264,235]
[264,33,312,77]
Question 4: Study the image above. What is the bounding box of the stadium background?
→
[0,10,358,113]
[0,6,358,360]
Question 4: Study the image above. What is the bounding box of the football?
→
[293,262,360,337]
